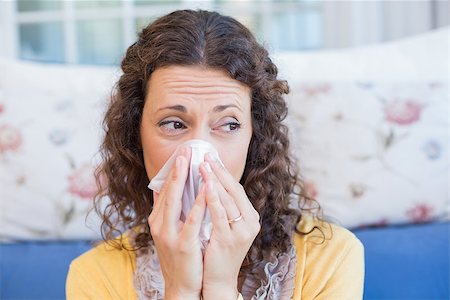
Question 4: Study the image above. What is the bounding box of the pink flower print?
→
[0,124,22,153]
[301,83,331,97]
[406,203,434,223]
[68,163,98,199]
[304,181,318,199]
[0,103,4,114]
[384,100,423,126]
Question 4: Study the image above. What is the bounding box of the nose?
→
[182,127,219,162]
[187,125,212,144]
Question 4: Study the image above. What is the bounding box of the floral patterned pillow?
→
[0,58,116,240]
[1,28,448,240]
[285,81,449,229]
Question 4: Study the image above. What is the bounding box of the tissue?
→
[148,139,224,249]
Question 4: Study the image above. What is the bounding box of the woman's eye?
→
[158,119,241,135]
[218,121,241,133]
[158,120,186,133]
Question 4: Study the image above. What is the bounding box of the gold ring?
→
[228,214,243,224]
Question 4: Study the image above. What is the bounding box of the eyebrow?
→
[157,104,242,113]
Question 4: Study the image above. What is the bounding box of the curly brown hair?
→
[93,9,324,272]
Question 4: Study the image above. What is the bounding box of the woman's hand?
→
[199,153,261,300]
[148,146,205,300]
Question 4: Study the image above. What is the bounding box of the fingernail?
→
[204,162,212,173]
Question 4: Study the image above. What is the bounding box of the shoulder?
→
[292,214,365,299]
[69,234,136,272]
[66,231,138,299]
[294,213,364,256]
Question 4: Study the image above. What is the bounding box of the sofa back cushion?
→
[0,59,116,240]
[0,27,448,240]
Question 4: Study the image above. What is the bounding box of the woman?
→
[67,9,364,300]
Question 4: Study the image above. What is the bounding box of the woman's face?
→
[140,65,253,181]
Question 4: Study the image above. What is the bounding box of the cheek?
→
[141,138,177,180]
[218,143,249,181]
[142,148,163,180]
[217,128,252,181]
[140,115,182,180]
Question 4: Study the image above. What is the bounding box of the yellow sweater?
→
[66,214,365,299]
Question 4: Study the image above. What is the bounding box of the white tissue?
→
[148,139,224,249]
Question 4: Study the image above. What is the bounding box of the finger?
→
[162,152,190,235]
[157,145,192,199]
[199,162,241,221]
[205,180,230,237]
[149,158,179,225]
[157,148,185,201]
[204,153,256,217]
[150,146,191,228]
[180,184,206,242]
[149,157,177,224]
[148,190,160,225]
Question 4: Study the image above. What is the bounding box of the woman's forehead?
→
[146,65,251,107]
[149,65,248,89]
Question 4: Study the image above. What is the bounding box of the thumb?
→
[148,191,162,225]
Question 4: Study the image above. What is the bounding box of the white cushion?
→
[0,58,117,240]
[0,26,447,240]
[275,26,449,228]
[284,81,448,228]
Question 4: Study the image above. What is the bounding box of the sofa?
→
[1,222,449,299]
[1,27,448,299]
